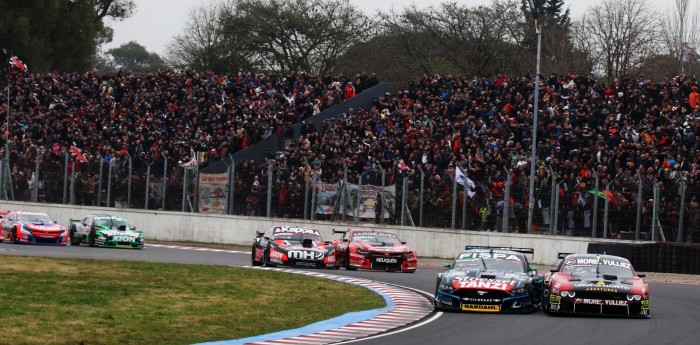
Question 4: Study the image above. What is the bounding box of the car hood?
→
[355,242,410,253]
[443,269,527,291]
[97,229,141,237]
[23,223,63,232]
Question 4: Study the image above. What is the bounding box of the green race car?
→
[69,214,144,249]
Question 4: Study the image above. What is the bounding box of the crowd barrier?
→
[588,242,700,274]
[1,200,663,266]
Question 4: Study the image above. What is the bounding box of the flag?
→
[69,146,88,163]
[398,159,409,171]
[178,149,198,169]
[8,56,28,72]
[455,168,476,197]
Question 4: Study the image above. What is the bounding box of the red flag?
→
[69,146,88,163]
[8,56,28,72]
[399,159,409,171]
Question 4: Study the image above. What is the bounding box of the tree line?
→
[2,0,700,85]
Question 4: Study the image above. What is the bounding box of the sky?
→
[102,0,656,57]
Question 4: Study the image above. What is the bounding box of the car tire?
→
[69,226,81,246]
[251,245,262,266]
[344,254,357,271]
[88,227,96,247]
[12,227,19,244]
[263,248,275,267]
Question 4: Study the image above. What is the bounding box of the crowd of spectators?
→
[3,66,700,242]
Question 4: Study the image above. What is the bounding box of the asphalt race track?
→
[2,242,699,345]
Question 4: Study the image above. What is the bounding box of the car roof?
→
[563,253,630,262]
[349,229,397,235]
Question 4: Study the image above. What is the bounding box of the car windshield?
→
[17,213,53,223]
[274,233,322,244]
[352,232,402,245]
[562,263,635,278]
[455,251,526,273]
[94,217,129,228]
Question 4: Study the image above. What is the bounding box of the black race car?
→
[542,253,650,318]
[433,246,543,313]
[251,226,336,268]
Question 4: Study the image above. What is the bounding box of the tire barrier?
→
[587,242,700,275]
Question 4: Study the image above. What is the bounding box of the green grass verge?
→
[0,256,385,345]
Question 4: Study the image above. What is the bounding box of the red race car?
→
[542,253,650,318]
[332,229,417,272]
[251,226,336,268]
[0,211,69,246]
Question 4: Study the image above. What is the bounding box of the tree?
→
[659,0,700,73]
[574,0,659,80]
[107,41,167,72]
[166,0,253,72]
[0,0,134,72]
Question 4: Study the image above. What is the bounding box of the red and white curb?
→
[147,244,244,254]
[238,266,434,345]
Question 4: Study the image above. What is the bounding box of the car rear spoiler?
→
[332,229,348,234]
[465,245,535,255]
[557,252,573,259]
[69,218,80,223]
[255,231,264,238]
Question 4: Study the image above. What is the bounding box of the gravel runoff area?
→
[148,240,700,285]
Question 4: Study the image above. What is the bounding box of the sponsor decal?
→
[457,252,522,261]
[112,235,133,242]
[454,279,514,291]
[364,247,401,252]
[269,251,284,259]
[462,298,501,303]
[565,258,631,269]
[574,298,628,306]
[641,300,650,309]
[572,283,631,292]
[353,232,398,238]
[550,295,561,305]
[288,250,324,261]
[437,297,453,306]
[461,304,500,312]
[477,291,488,296]
[273,227,320,236]
[295,262,317,267]
[375,257,398,264]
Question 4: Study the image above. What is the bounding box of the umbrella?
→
[587,189,618,206]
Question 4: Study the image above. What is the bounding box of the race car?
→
[69,214,144,249]
[433,246,543,313]
[251,226,336,268]
[332,229,417,272]
[0,211,68,245]
[542,253,650,318]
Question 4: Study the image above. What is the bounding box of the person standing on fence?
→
[246,193,259,216]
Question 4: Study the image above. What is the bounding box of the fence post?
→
[458,167,468,229]
[451,170,458,229]
[591,168,600,238]
[603,180,613,239]
[267,161,273,218]
[182,167,188,212]
[401,176,407,226]
[678,177,687,242]
[635,172,643,240]
[69,160,76,205]
[63,150,69,204]
[97,153,104,207]
[311,171,317,221]
[144,162,152,210]
[161,153,167,211]
[418,166,425,227]
[228,154,235,215]
[342,162,348,222]
[107,163,113,208]
[548,165,556,235]
[303,157,310,220]
[378,164,386,224]
[554,180,565,235]
[126,151,132,208]
[33,146,41,202]
[502,167,512,233]
[356,172,364,223]
[651,184,660,241]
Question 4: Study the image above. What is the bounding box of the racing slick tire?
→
[69,227,81,246]
[263,248,276,267]
[344,255,357,271]
[88,227,96,247]
[251,245,263,266]
[12,227,19,244]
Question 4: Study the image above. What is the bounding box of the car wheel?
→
[263,248,275,267]
[251,245,262,266]
[69,227,81,246]
[88,228,96,247]
[344,254,357,271]
[12,227,19,244]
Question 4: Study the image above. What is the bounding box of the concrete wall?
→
[0,201,651,266]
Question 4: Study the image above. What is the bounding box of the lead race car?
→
[251,226,336,268]
[331,229,417,272]
[542,253,650,318]
[69,214,144,249]
[433,246,543,313]
[0,211,68,245]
